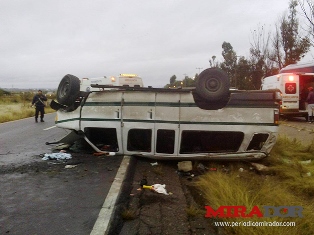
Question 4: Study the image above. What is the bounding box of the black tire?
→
[57,74,80,106]
[195,68,230,102]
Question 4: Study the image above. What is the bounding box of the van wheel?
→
[57,74,80,106]
[195,68,230,102]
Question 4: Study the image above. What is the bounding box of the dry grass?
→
[195,137,314,235]
[186,205,203,218]
[0,103,54,123]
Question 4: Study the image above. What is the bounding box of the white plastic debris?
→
[299,159,311,165]
[251,163,269,172]
[151,162,158,166]
[152,184,169,195]
[65,165,77,169]
[142,184,169,195]
[42,152,72,161]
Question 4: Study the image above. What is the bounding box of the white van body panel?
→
[55,89,279,160]
[262,74,300,112]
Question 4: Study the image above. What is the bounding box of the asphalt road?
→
[0,113,71,166]
[0,113,125,235]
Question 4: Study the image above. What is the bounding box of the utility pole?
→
[183,74,187,87]
[196,67,203,73]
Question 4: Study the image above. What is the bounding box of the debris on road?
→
[251,163,270,173]
[93,152,116,156]
[143,184,169,195]
[65,164,77,169]
[300,159,312,165]
[42,152,72,161]
[282,158,312,165]
[177,161,192,172]
[197,163,208,174]
[53,143,71,150]
[140,178,148,187]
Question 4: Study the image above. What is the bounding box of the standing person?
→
[306,87,314,123]
[32,90,47,123]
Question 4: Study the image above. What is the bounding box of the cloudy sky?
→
[0,0,311,89]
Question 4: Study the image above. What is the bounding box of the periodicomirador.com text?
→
[214,221,296,227]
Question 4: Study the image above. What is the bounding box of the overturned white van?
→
[50,68,281,160]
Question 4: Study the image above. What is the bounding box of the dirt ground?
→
[117,157,218,235]
[278,120,314,145]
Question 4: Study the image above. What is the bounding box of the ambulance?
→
[261,62,314,120]
[80,74,143,92]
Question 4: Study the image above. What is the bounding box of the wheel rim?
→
[59,81,70,98]
[205,77,221,92]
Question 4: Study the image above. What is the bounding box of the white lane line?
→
[90,155,130,235]
[43,126,56,131]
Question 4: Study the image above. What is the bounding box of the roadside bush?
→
[0,103,54,123]
[195,137,314,235]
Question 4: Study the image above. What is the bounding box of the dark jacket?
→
[32,94,47,107]
[306,91,314,104]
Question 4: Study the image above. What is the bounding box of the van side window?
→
[84,127,119,152]
[247,133,269,150]
[180,131,244,154]
[156,129,175,154]
[127,129,152,152]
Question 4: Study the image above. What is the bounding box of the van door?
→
[121,91,156,154]
[299,74,314,110]
[154,92,180,155]
[281,74,299,112]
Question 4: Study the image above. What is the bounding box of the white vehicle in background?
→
[80,74,143,92]
[261,62,314,120]
[49,68,281,160]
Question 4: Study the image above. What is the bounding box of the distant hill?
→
[1,88,56,92]
[0,88,11,96]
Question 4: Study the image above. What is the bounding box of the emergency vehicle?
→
[50,68,281,160]
[80,74,143,92]
[261,62,314,120]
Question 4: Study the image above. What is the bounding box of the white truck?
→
[80,74,143,92]
[261,62,314,120]
[50,68,281,160]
